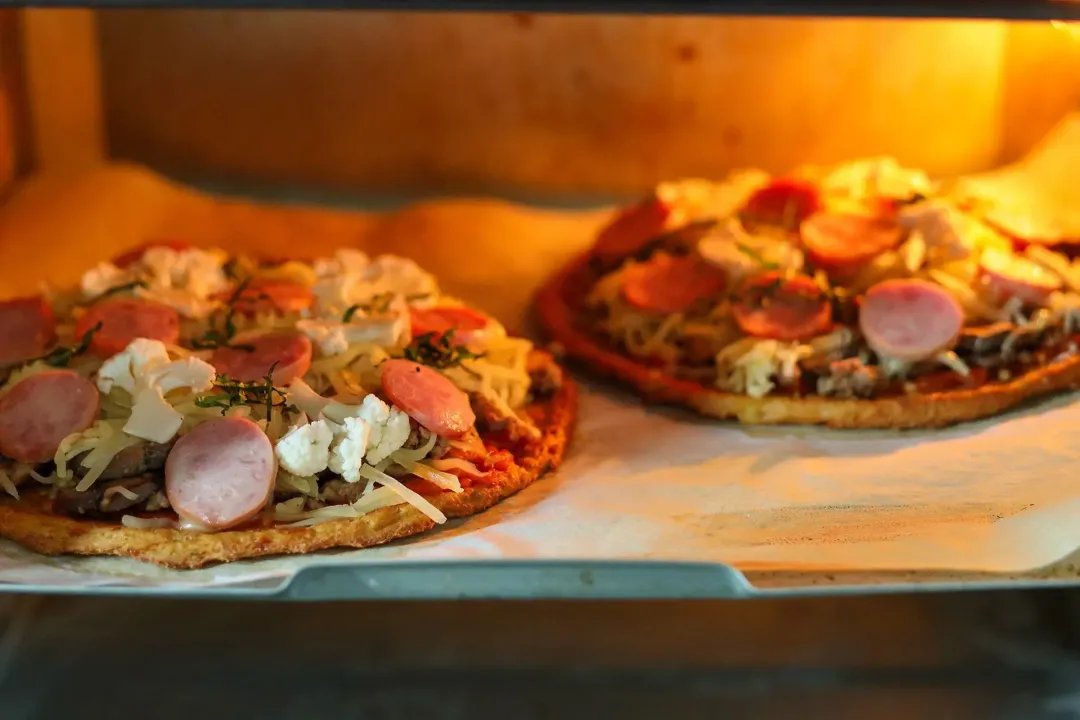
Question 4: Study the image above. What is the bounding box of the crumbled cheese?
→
[328,416,371,482]
[311,253,439,318]
[139,246,230,299]
[354,395,411,465]
[823,157,932,201]
[314,248,370,278]
[97,339,172,394]
[80,262,132,298]
[296,319,350,357]
[275,419,335,476]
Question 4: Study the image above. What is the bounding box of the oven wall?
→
[94,11,1080,199]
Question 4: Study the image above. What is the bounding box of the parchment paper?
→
[2,118,1080,589]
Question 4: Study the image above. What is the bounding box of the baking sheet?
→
[2,117,1080,592]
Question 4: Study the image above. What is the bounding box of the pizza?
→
[0,242,575,568]
[537,157,1080,428]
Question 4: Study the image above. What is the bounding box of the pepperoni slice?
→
[622,254,728,314]
[0,370,100,463]
[381,359,475,438]
[593,197,673,263]
[165,416,276,530]
[859,279,964,362]
[75,297,180,359]
[800,213,904,273]
[112,240,193,268]
[742,178,823,230]
[732,272,832,341]
[979,248,1062,305]
[211,331,312,385]
[0,295,56,366]
[219,278,314,317]
[409,306,492,345]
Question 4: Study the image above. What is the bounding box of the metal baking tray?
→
[0,180,1076,601]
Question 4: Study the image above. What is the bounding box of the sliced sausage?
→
[165,417,275,530]
[0,370,100,463]
[859,278,964,362]
[112,240,193,268]
[622,254,728,314]
[742,178,823,230]
[732,272,832,341]
[76,297,180,358]
[800,213,904,274]
[593,196,673,265]
[220,278,314,317]
[978,247,1062,305]
[409,306,492,346]
[211,330,312,385]
[0,295,56,366]
[381,359,475,438]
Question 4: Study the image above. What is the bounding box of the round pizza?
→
[0,241,575,568]
[537,157,1080,428]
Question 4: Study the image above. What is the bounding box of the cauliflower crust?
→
[0,352,576,569]
[536,252,1080,429]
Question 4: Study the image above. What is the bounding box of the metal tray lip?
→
[0,558,1077,600]
[10,0,1080,21]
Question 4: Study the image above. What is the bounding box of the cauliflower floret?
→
[125,387,183,443]
[275,419,335,476]
[96,339,172,394]
[328,416,372,483]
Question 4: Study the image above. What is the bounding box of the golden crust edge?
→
[0,353,577,570]
[535,252,1080,429]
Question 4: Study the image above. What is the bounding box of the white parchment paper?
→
[4,118,1080,590]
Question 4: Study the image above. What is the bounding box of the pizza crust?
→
[536,253,1080,429]
[0,359,577,569]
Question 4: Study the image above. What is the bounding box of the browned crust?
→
[0,353,577,569]
[536,252,1080,429]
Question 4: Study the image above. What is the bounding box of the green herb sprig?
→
[35,322,103,367]
[93,280,148,302]
[735,243,780,271]
[190,277,262,352]
[400,330,483,370]
[194,363,297,421]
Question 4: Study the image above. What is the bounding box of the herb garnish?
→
[735,242,780,271]
[342,292,430,322]
[35,322,103,367]
[190,277,261,352]
[194,363,297,421]
[94,280,147,302]
[400,331,483,369]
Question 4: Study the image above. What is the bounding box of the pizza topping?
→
[622,254,728,314]
[112,240,194,268]
[76,297,181,358]
[741,178,823,230]
[821,157,932,202]
[0,296,56,367]
[220,278,314,317]
[800,212,904,273]
[859,279,964,362]
[697,218,804,282]
[978,247,1063,305]
[296,314,409,357]
[0,370,100,463]
[409,306,501,347]
[593,196,673,263]
[165,416,276,531]
[733,272,832,341]
[897,201,987,261]
[381,359,475,438]
[210,330,312,385]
